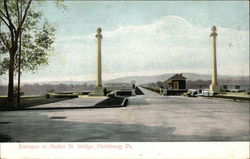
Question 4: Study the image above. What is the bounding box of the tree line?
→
[0,83,96,95]
[144,79,250,90]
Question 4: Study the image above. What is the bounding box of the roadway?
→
[0,86,249,141]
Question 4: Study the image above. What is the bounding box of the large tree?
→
[0,0,57,102]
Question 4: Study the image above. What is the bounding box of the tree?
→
[0,0,57,102]
[156,81,164,88]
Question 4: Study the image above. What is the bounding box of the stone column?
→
[91,27,104,96]
[96,27,102,87]
[209,26,220,94]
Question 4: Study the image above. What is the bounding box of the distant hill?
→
[106,73,249,85]
[0,73,248,95]
[2,73,248,86]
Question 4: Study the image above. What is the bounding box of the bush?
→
[45,94,50,98]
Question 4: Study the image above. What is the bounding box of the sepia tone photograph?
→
[0,0,249,158]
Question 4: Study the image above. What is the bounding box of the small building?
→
[165,73,187,89]
[163,74,187,95]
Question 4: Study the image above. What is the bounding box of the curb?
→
[121,98,128,106]
[215,95,250,101]
[200,96,250,102]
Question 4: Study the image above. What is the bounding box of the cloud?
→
[17,15,249,83]
[101,16,248,75]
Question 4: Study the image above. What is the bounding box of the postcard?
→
[0,0,249,158]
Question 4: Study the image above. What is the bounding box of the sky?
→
[0,1,249,84]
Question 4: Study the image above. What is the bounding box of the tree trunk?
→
[7,49,16,103]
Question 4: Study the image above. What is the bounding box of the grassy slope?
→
[0,96,75,110]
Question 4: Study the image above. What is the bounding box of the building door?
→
[173,82,179,89]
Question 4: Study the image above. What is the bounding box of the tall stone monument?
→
[92,27,104,96]
[209,26,220,94]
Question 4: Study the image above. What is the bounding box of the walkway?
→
[27,96,107,109]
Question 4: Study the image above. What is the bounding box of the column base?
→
[209,83,220,94]
[89,86,104,96]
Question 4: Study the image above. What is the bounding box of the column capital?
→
[210,26,217,37]
[95,27,103,39]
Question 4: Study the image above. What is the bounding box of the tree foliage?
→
[0,0,60,100]
[0,0,56,75]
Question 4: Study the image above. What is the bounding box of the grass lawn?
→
[0,95,77,110]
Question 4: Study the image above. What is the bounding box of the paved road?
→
[0,87,249,141]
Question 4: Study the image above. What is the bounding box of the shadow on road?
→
[1,117,249,142]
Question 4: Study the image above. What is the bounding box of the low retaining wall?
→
[135,86,144,95]
[95,97,128,108]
